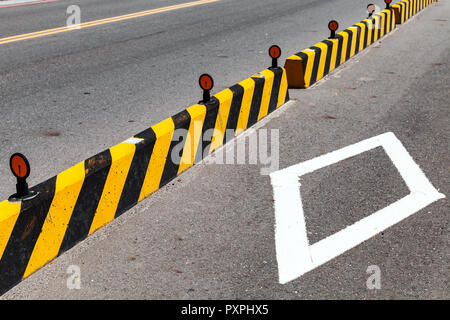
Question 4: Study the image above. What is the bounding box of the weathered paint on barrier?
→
[0,67,289,295]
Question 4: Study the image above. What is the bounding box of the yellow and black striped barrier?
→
[284,0,437,89]
[0,66,288,295]
[285,8,396,88]
[392,0,436,24]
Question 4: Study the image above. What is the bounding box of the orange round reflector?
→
[269,45,281,59]
[367,4,375,13]
[385,0,392,4]
[328,20,339,32]
[10,153,30,179]
[199,74,214,91]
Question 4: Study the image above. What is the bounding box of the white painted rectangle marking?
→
[270,132,445,284]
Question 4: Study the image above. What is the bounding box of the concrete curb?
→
[0,67,288,295]
[284,8,396,89]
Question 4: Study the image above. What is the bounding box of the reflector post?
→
[198,74,214,104]
[8,153,37,202]
[269,45,282,69]
[367,4,375,17]
[328,20,339,39]
[385,0,392,9]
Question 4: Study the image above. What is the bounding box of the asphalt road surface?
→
[1,0,449,299]
[0,0,380,201]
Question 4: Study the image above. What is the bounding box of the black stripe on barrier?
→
[160,110,191,188]
[382,11,387,36]
[362,20,369,49]
[403,0,407,20]
[59,150,112,254]
[268,68,283,113]
[367,19,373,46]
[115,128,157,218]
[224,84,245,143]
[405,1,409,20]
[343,30,353,61]
[353,25,361,54]
[195,98,220,163]
[247,76,265,128]
[0,177,57,296]
[335,34,344,68]
[370,16,377,45]
[309,46,322,85]
[322,40,333,76]
[298,52,309,78]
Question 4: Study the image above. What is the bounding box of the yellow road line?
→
[0,0,219,45]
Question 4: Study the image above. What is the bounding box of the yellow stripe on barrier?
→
[178,104,206,174]
[257,69,275,120]
[338,32,350,65]
[315,42,329,82]
[364,18,373,46]
[210,89,233,152]
[236,78,256,135]
[23,161,85,278]
[380,12,386,37]
[277,68,289,108]
[349,28,358,58]
[89,143,136,235]
[355,23,366,52]
[138,118,175,201]
[0,201,21,262]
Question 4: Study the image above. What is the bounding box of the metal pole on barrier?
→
[328,20,339,39]
[8,153,38,202]
[367,3,376,17]
[269,45,282,69]
[198,73,214,104]
[385,0,392,9]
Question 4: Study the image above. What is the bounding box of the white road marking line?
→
[123,137,144,144]
[270,132,445,284]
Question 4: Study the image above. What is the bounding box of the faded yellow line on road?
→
[0,0,219,45]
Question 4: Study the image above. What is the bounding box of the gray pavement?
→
[0,0,382,201]
[1,0,448,299]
